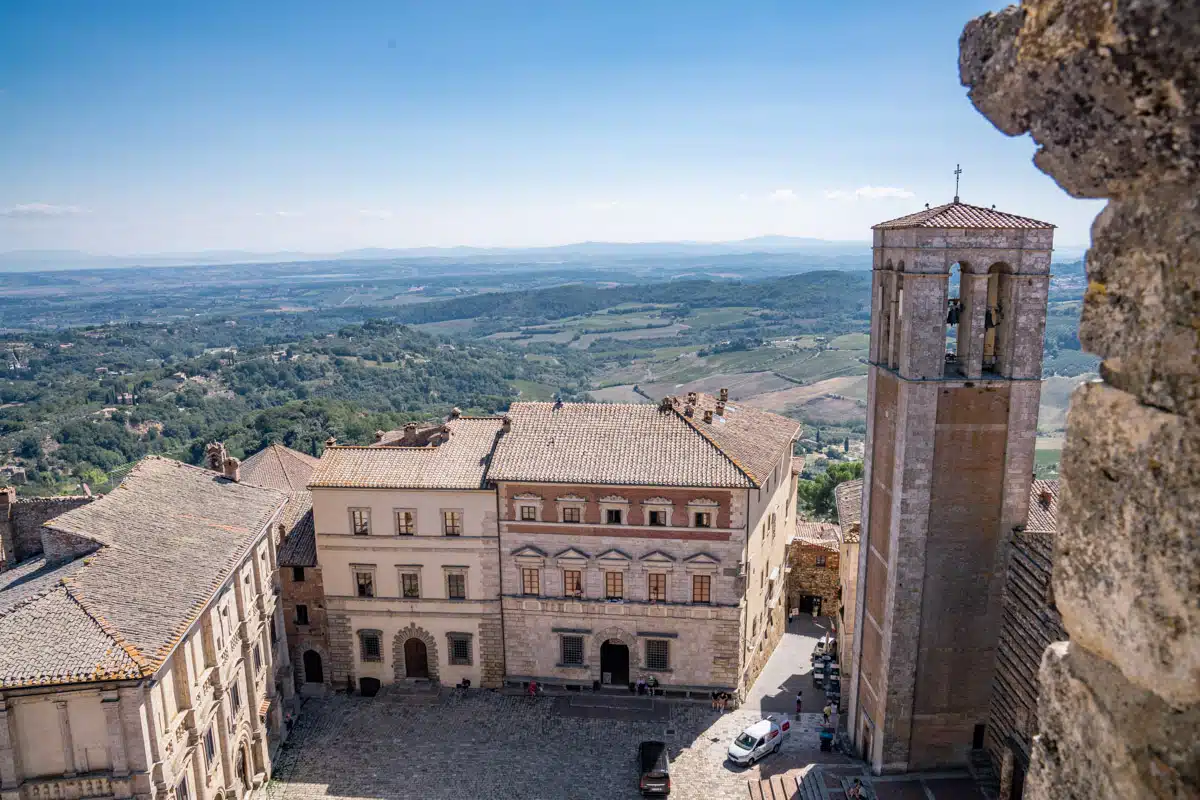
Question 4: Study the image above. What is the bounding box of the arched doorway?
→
[235,742,250,789]
[403,637,429,678]
[600,640,629,686]
[303,650,324,683]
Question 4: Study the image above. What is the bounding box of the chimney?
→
[205,442,228,472]
[719,387,729,402]
[501,415,513,433]
[659,396,673,412]
[325,436,337,449]
[686,391,698,405]
[715,401,726,417]
[374,430,386,443]
[277,521,287,542]
[222,456,241,483]
[402,422,419,444]
[684,405,694,418]
[703,409,713,424]
[449,407,462,420]
[1039,489,1053,508]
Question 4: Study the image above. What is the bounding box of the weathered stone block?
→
[1056,382,1199,706]
[1026,642,1199,800]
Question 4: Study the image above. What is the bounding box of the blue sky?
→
[0,1,1103,253]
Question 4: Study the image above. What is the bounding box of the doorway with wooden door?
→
[404,637,429,678]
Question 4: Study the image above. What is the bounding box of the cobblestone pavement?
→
[268,691,852,800]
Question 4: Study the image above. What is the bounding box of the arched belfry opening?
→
[856,200,1054,775]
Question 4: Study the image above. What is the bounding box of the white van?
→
[726,716,791,766]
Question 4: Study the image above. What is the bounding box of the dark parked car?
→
[638,740,671,795]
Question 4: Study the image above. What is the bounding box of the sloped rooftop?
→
[488,395,800,488]
[0,456,286,687]
[241,442,320,568]
[309,417,504,490]
[873,200,1054,230]
[834,478,863,544]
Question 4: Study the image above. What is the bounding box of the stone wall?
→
[280,565,331,690]
[787,541,839,614]
[961,2,1200,797]
[986,528,1067,799]
[0,490,94,569]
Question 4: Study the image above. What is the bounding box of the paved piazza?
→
[268,690,847,800]
[268,618,849,800]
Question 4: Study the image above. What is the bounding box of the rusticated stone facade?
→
[961,2,1200,797]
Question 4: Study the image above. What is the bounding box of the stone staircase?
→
[747,766,828,800]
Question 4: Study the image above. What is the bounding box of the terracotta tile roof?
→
[873,201,1054,230]
[0,559,140,687]
[834,479,863,543]
[1026,479,1060,533]
[241,443,320,493]
[488,395,800,489]
[241,444,319,568]
[0,456,287,686]
[309,417,504,490]
[794,522,839,550]
[277,507,316,567]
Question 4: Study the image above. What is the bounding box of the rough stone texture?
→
[0,492,94,570]
[1028,643,1200,799]
[787,539,840,614]
[281,565,331,689]
[961,2,1200,798]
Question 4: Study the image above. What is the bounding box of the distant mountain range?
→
[0,236,1088,272]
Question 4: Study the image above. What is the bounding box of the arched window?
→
[984,263,1013,373]
[944,264,966,376]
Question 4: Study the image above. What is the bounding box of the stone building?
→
[237,444,328,696]
[833,479,862,663]
[0,456,290,800]
[986,480,1066,800]
[308,415,506,692]
[961,3,1198,797]
[489,392,800,696]
[848,201,1054,773]
[786,522,839,618]
[0,487,94,572]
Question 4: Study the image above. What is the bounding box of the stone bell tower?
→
[847,200,1054,773]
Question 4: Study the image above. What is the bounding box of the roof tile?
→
[873,201,1054,230]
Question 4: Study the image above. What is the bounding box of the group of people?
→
[710,690,733,711]
[635,675,659,696]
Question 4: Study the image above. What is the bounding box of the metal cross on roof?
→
[954,164,962,203]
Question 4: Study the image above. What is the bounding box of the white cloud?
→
[254,210,304,218]
[824,186,915,201]
[358,209,393,219]
[768,189,797,203]
[587,201,622,210]
[1,202,86,218]
[737,192,750,202]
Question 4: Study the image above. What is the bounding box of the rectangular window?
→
[204,728,216,767]
[648,573,667,602]
[295,604,309,625]
[520,505,537,521]
[270,618,279,646]
[646,640,670,671]
[253,643,262,673]
[401,573,420,599]
[292,566,305,582]
[229,682,242,715]
[815,555,827,567]
[448,634,472,665]
[442,510,463,536]
[694,511,712,528]
[692,574,711,604]
[360,631,382,662]
[350,509,370,536]
[605,571,623,601]
[648,510,666,526]
[563,569,583,598]
[175,777,190,800]
[447,573,466,600]
[521,568,540,596]
[395,510,416,535]
[562,506,581,523]
[605,508,622,524]
[355,569,375,598]
[561,635,584,666]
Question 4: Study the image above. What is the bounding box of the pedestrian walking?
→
[795,690,803,715]
[822,704,832,725]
